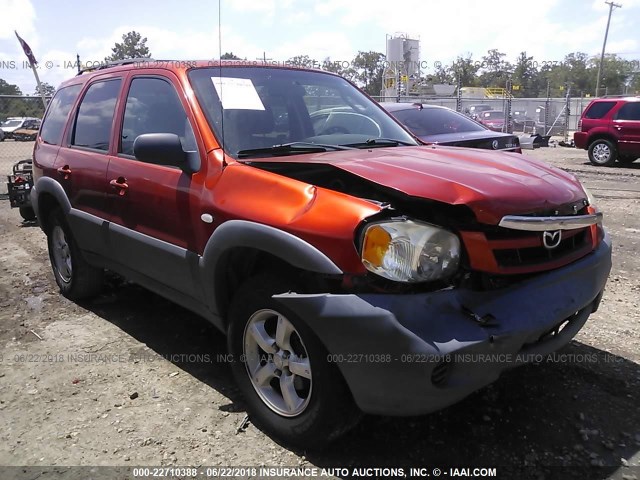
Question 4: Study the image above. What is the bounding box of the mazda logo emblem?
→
[492,140,499,149]
[543,230,562,249]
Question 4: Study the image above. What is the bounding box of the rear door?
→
[105,72,204,299]
[581,101,616,132]
[612,102,640,157]
[34,84,82,183]
[54,74,123,254]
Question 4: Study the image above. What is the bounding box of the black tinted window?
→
[72,79,121,151]
[40,85,81,145]
[393,107,485,136]
[616,103,640,121]
[120,77,196,159]
[584,101,616,119]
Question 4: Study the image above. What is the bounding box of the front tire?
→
[227,274,360,449]
[46,209,104,300]
[588,139,617,166]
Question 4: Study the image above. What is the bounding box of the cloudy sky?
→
[1,0,639,94]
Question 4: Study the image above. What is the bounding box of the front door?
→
[105,73,204,299]
[613,102,640,157]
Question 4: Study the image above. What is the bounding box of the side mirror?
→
[133,133,200,174]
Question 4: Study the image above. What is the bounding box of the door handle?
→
[57,165,71,179]
[109,178,129,196]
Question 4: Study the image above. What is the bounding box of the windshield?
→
[391,107,486,136]
[188,67,417,157]
[1,120,22,128]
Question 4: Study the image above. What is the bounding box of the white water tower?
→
[383,34,420,98]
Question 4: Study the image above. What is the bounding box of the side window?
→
[616,103,640,121]
[72,79,121,151]
[40,85,81,145]
[583,101,616,119]
[120,77,197,160]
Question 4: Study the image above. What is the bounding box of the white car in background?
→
[1,117,41,140]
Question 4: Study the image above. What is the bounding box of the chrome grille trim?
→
[498,213,602,231]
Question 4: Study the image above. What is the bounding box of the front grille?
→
[493,229,589,268]
[460,224,596,275]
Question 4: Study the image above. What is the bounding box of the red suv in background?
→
[574,97,640,166]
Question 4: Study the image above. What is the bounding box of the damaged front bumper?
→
[274,233,612,416]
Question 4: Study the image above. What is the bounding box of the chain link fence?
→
[0,95,49,195]
[372,95,592,141]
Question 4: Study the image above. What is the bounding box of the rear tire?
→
[227,274,360,449]
[588,139,617,166]
[46,209,104,300]
[19,206,36,221]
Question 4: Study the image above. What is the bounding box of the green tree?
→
[220,52,241,60]
[321,57,358,83]
[0,79,25,121]
[593,54,633,96]
[479,49,512,87]
[105,31,151,61]
[351,51,385,95]
[431,63,454,84]
[628,72,640,95]
[512,52,539,97]
[447,55,479,87]
[286,55,316,68]
[536,52,598,97]
[34,82,55,97]
[0,78,22,95]
[564,52,594,96]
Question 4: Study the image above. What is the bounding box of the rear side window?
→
[615,103,640,121]
[583,101,616,119]
[40,85,81,145]
[72,79,122,151]
[120,77,197,159]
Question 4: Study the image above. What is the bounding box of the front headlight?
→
[361,219,460,283]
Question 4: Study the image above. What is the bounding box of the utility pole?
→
[256,52,272,63]
[595,1,621,97]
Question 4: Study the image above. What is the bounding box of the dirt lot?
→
[0,141,639,480]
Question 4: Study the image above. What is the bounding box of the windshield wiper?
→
[344,138,417,148]
[237,142,355,159]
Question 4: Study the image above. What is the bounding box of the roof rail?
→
[76,57,155,76]
[599,94,639,98]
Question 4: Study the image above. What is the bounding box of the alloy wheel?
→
[243,309,312,417]
[51,225,72,283]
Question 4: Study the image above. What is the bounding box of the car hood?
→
[247,146,586,225]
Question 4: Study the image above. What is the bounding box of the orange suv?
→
[574,97,640,166]
[31,59,611,448]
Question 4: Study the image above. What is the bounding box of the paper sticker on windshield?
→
[211,77,265,110]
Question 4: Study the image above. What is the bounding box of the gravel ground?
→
[0,141,639,480]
